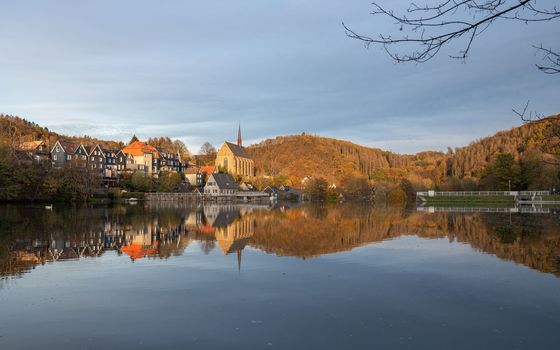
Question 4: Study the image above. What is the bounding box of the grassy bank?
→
[422,195,515,204]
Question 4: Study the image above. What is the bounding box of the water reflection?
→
[1,202,559,280]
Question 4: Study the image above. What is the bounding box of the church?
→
[215,126,255,178]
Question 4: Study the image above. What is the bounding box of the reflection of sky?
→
[0,1,559,154]
[1,237,559,349]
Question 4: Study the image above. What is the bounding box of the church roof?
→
[224,142,251,158]
[216,237,250,255]
[212,209,240,228]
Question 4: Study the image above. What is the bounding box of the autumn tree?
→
[340,175,372,200]
[157,171,182,192]
[131,171,153,192]
[481,153,521,190]
[304,177,328,201]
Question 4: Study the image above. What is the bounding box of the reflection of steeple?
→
[237,249,242,272]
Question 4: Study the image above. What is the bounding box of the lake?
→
[0,202,559,349]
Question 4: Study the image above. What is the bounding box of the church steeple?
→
[237,249,242,273]
[237,124,242,147]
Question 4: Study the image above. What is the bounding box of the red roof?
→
[121,243,158,261]
[200,166,216,174]
[122,141,160,159]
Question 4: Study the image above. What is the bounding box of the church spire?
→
[237,124,242,147]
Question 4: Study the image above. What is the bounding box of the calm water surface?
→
[0,203,559,349]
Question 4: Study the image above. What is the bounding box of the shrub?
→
[387,188,407,205]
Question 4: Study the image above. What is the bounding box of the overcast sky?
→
[1,0,558,154]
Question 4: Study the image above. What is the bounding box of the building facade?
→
[204,173,240,195]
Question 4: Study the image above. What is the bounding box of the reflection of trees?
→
[0,205,192,278]
[249,205,560,276]
[1,203,559,280]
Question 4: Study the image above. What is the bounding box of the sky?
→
[0,0,558,154]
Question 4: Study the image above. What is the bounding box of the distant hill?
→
[248,116,560,186]
[247,134,446,185]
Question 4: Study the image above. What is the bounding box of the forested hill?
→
[247,134,447,185]
[0,114,123,150]
[449,115,560,178]
[248,116,560,186]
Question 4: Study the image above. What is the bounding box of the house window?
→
[56,146,60,152]
[53,155,57,160]
[99,157,102,162]
[66,155,71,160]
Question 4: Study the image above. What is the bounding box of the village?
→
[17,126,304,202]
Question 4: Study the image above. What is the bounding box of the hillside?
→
[0,114,123,150]
[247,134,446,185]
[449,115,560,178]
[248,116,560,188]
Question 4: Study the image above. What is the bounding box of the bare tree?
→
[199,142,216,156]
[534,44,560,74]
[344,0,559,63]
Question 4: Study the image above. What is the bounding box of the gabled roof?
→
[223,142,251,158]
[212,209,240,228]
[82,144,93,155]
[207,173,239,190]
[263,186,279,193]
[52,140,79,154]
[122,141,160,159]
[89,144,108,158]
[184,167,200,174]
[19,140,45,151]
[217,237,250,255]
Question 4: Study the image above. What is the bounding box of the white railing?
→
[416,190,550,197]
[417,206,551,214]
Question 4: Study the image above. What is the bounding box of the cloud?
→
[0,0,558,154]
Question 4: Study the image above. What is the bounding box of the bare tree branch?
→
[344,0,559,63]
[513,100,560,165]
[534,44,560,74]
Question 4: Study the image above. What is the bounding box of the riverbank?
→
[421,195,515,204]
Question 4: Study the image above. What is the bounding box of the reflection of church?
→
[203,204,255,270]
